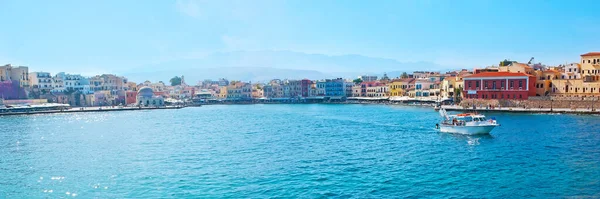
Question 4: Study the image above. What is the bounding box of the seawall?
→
[0,106,185,116]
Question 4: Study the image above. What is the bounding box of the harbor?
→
[0,104,185,116]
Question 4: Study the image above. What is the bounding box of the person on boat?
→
[452,118,458,125]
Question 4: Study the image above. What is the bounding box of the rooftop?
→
[465,72,530,78]
[581,52,600,56]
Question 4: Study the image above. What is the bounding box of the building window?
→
[492,82,496,89]
[510,81,514,88]
[476,81,480,88]
[519,81,523,88]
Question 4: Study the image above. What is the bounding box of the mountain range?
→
[122,50,457,83]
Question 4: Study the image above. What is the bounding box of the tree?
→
[170,76,182,86]
[353,78,363,85]
[401,72,409,79]
[454,87,463,104]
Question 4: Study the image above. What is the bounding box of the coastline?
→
[0,106,185,116]
[439,105,600,115]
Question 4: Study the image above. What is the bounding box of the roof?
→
[510,62,533,69]
[464,72,530,78]
[581,52,600,56]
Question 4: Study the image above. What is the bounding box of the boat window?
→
[482,117,486,121]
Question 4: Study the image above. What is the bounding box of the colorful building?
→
[463,72,536,100]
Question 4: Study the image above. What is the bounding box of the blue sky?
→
[1,0,599,76]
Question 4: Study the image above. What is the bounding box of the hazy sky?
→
[1,0,599,75]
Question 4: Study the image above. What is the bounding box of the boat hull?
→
[439,125,497,135]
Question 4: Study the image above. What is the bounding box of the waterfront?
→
[1,104,599,198]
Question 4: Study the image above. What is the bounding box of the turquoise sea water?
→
[1,104,599,198]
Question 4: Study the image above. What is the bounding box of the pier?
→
[439,105,600,115]
[0,106,185,116]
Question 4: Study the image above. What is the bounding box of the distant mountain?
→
[123,67,334,84]
[123,50,455,83]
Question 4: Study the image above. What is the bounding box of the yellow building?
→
[388,78,415,96]
[388,80,404,96]
[580,52,600,82]
[0,64,29,87]
[499,62,534,75]
[441,77,456,99]
[218,86,228,98]
[549,52,600,97]
[534,70,560,96]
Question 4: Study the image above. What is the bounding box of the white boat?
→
[436,108,499,135]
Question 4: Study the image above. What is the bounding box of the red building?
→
[301,79,311,97]
[125,91,137,105]
[463,72,536,100]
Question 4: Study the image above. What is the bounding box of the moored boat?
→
[436,108,499,135]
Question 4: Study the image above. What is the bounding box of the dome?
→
[138,86,154,98]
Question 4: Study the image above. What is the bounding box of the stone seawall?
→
[460,99,600,109]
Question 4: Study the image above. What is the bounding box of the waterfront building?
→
[344,81,354,97]
[301,79,311,97]
[140,80,167,92]
[580,52,600,82]
[0,64,29,87]
[352,85,362,97]
[463,72,536,100]
[388,79,405,96]
[365,82,388,97]
[415,79,437,97]
[316,81,326,96]
[125,91,137,105]
[560,63,582,79]
[360,75,378,82]
[262,85,274,98]
[325,78,345,96]
[499,62,534,75]
[54,72,92,94]
[413,71,439,79]
[534,69,560,96]
[29,72,53,92]
[548,53,600,97]
[136,86,164,107]
[127,82,138,91]
[474,67,500,74]
[287,80,302,97]
[218,86,228,98]
[90,74,128,91]
[225,82,252,99]
[51,75,65,93]
[252,84,264,98]
[440,78,456,99]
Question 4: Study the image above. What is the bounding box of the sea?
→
[1,104,599,198]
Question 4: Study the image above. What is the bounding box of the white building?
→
[53,72,92,94]
[137,86,164,107]
[360,75,378,82]
[29,72,53,92]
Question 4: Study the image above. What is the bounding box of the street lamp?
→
[550,99,553,112]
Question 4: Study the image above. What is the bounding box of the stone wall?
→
[459,98,600,109]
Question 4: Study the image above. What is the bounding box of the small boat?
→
[436,108,499,135]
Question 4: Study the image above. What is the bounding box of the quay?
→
[438,105,600,115]
[0,105,185,116]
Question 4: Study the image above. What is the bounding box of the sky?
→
[1,0,600,76]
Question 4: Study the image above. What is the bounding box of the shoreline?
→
[3,102,598,116]
[0,106,185,116]
[439,105,600,115]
